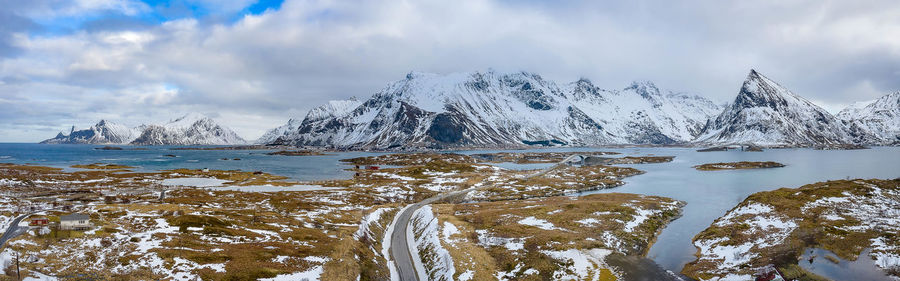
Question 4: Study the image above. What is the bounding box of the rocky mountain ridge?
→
[41,113,246,145]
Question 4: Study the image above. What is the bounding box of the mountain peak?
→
[171,112,209,123]
[167,113,212,129]
[698,71,851,145]
[837,91,900,145]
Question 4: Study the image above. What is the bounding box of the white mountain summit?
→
[40,120,140,144]
[695,69,852,146]
[42,113,247,145]
[45,70,897,149]
[131,113,247,145]
[265,70,722,149]
[255,98,364,144]
[838,91,900,145]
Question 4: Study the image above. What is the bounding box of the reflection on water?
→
[800,248,895,281]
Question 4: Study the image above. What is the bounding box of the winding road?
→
[388,154,584,280]
[0,213,31,250]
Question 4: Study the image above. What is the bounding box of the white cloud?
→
[20,0,151,19]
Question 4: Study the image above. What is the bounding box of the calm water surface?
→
[0,143,384,181]
[3,143,899,277]
[582,147,900,275]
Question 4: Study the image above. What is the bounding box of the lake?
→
[2,143,899,278]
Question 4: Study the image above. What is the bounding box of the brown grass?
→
[683,178,900,279]
[693,161,785,171]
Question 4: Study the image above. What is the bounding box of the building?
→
[60,213,91,230]
[754,264,785,281]
[29,217,49,226]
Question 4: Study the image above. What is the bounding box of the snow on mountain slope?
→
[563,79,721,144]
[838,91,900,145]
[271,71,616,149]
[40,120,140,144]
[41,120,140,144]
[42,113,247,145]
[256,118,304,144]
[259,98,364,144]
[696,70,851,146]
[269,70,721,149]
[131,113,247,145]
[305,98,363,122]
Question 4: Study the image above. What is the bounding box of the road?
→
[388,154,582,280]
[0,206,72,250]
[389,188,474,281]
[0,213,30,249]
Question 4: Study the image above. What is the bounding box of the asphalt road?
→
[389,188,473,281]
[388,155,580,280]
[0,213,29,249]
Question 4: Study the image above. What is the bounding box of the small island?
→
[693,161,785,171]
[266,150,330,156]
[71,163,134,170]
[94,146,124,150]
[683,178,900,280]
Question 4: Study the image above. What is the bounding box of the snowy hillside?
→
[838,91,900,145]
[256,118,303,144]
[268,71,721,149]
[40,120,140,144]
[563,79,722,144]
[41,113,247,145]
[262,98,364,144]
[131,113,247,145]
[696,70,852,146]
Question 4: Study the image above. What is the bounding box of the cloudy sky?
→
[1,0,899,142]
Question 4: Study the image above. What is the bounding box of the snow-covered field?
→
[684,178,900,280]
[0,151,685,280]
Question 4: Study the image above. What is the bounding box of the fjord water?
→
[581,147,900,276]
[0,143,383,181]
[2,143,899,276]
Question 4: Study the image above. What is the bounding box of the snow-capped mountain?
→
[696,70,851,146]
[838,91,900,145]
[267,71,721,149]
[131,113,247,145]
[40,120,140,144]
[41,113,246,145]
[563,79,722,144]
[259,98,364,144]
[255,118,303,144]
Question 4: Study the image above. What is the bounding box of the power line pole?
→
[15,251,20,281]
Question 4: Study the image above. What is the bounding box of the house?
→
[754,264,785,281]
[60,213,91,230]
[29,217,49,226]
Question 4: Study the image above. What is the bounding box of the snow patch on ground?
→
[692,202,797,278]
[518,216,566,231]
[476,229,525,251]
[541,248,617,280]
[259,265,323,281]
[409,205,455,281]
[161,177,228,187]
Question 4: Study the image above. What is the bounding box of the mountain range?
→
[41,113,246,145]
[42,69,900,148]
[263,71,723,149]
[260,69,899,149]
